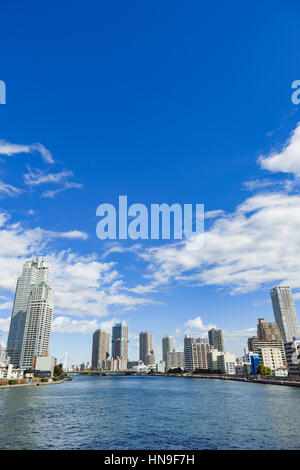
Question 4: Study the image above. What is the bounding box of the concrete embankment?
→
[161,373,300,388]
[0,378,69,390]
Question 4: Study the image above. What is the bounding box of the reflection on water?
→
[0,376,299,450]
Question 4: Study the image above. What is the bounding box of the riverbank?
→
[162,373,300,387]
[0,377,69,390]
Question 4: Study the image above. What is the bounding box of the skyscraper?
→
[208,328,224,352]
[139,331,154,363]
[92,329,110,369]
[162,335,175,363]
[112,323,128,360]
[19,265,54,369]
[270,286,300,343]
[196,338,210,369]
[7,258,53,367]
[257,318,281,342]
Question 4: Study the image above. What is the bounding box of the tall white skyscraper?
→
[270,286,300,343]
[7,258,54,367]
[162,335,175,363]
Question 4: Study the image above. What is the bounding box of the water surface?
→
[0,375,299,449]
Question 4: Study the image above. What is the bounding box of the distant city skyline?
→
[4,255,300,379]
[4,255,300,366]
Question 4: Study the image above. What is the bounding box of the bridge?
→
[69,370,142,376]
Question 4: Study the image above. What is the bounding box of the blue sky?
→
[0,1,300,363]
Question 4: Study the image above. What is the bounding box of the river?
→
[0,375,299,449]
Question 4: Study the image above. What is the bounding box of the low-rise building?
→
[101,357,127,371]
[207,349,223,371]
[144,352,156,366]
[236,353,257,376]
[284,338,300,376]
[251,339,287,366]
[217,352,236,375]
[259,347,284,372]
[250,354,260,375]
[156,361,166,373]
[33,354,55,378]
[272,368,289,377]
[0,364,24,380]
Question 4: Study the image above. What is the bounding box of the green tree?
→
[257,364,272,376]
[54,363,63,377]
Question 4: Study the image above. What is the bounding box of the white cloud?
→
[205,210,225,219]
[0,140,54,163]
[0,180,22,198]
[0,317,10,332]
[258,123,300,176]
[243,179,281,191]
[52,316,101,334]
[42,182,83,198]
[223,327,257,356]
[52,315,126,334]
[46,229,89,241]
[23,167,83,199]
[0,212,152,319]
[184,316,216,334]
[133,190,300,295]
[23,167,73,186]
[0,140,82,199]
[0,301,13,310]
[223,327,256,343]
[102,242,142,259]
[99,318,122,332]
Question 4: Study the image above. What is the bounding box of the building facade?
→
[162,335,175,363]
[258,346,285,372]
[19,279,54,369]
[7,258,52,366]
[284,338,300,376]
[250,354,260,375]
[217,352,236,375]
[101,357,127,371]
[184,336,211,372]
[139,331,154,363]
[250,339,287,366]
[112,323,128,361]
[166,351,185,371]
[184,336,197,371]
[270,286,300,343]
[207,349,223,371]
[257,318,281,342]
[208,328,224,352]
[33,354,56,378]
[144,352,156,366]
[92,329,110,369]
[196,339,210,369]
